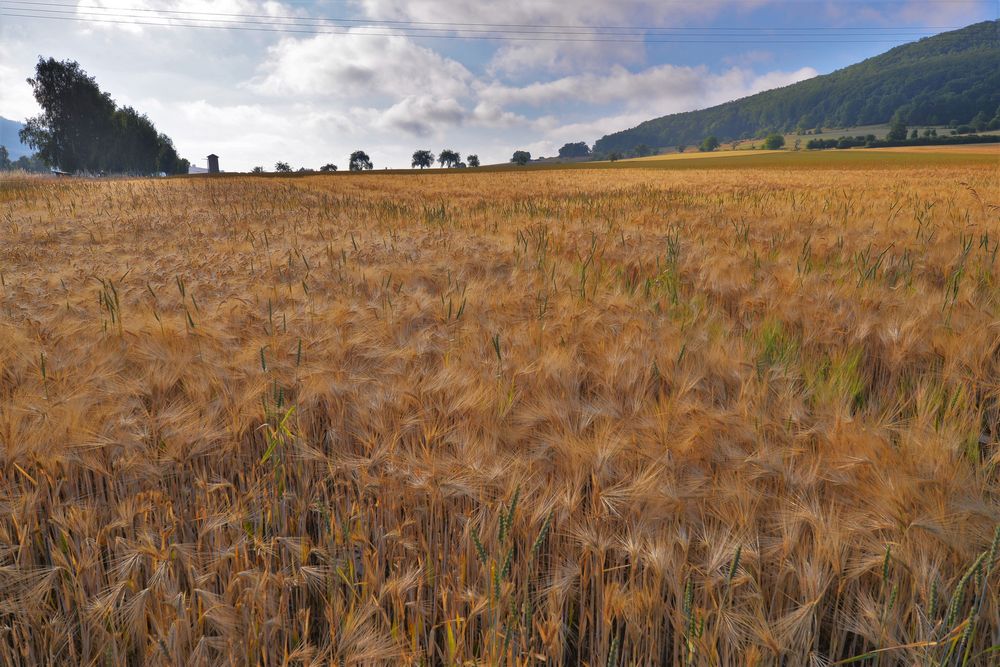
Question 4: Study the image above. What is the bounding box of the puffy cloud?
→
[480,64,818,113]
[0,43,39,121]
[251,31,473,100]
[376,95,467,136]
[469,102,528,128]
[354,0,775,75]
[73,0,298,34]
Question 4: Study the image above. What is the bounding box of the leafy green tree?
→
[0,145,10,170]
[155,133,183,175]
[109,106,160,174]
[886,116,908,141]
[411,150,433,169]
[971,111,989,131]
[557,142,590,158]
[251,166,265,173]
[349,151,373,171]
[319,163,337,172]
[510,150,531,166]
[437,149,460,168]
[762,133,785,150]
[699,136,720,152]
[467,154,480,168]
[19,57,188,174]
[20,58,116,172]
[274,161,292,173]
[11,153,48,173]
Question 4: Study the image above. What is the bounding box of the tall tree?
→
[558,142,590,158]
[349,151,373,172]
[20,58,116,172]
[110,106,160,174]
[19,57,189,174]
[0,146,10,170]
[155,134,185,175]
[411,150,433,169]
[886,114,908,141]
[762,133,785,150]
[510,150,531,166]
[467,154,480,168]
[437,149,460,168]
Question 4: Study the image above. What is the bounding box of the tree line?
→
[0,146,48,172]
[250,149,487,173]
[18,58,189,175]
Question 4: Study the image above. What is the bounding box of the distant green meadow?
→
[478,148,1000,173]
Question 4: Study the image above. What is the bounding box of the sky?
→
[0,0,995,170]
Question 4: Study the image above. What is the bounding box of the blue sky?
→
[0,1,995,169]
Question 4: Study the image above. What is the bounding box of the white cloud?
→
[251,31,473,100]
[74,0,298,34]
[375,95,466,136]
[480,64,818,113]
[355,0,776,76]
[470,102,528,128]
[0,43,39,121]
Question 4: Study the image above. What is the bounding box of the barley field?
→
[1,160,998,665]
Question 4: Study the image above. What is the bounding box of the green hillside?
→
[594,21,1000,154]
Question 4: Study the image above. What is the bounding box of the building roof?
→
[207,154,219,159]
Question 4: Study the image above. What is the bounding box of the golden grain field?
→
[1,162,998,665]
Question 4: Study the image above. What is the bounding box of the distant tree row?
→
[556,141,657,162]
[412,149,480,169]
[19,58,189,175]
[806,118,1000,149]
[0,146,48,172]
[253,149,486,174]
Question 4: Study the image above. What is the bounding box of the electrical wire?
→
[2,0,972,33]
[0,7,977,43]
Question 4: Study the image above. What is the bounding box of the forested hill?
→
[0,117,30,160]
[593,20,1000,154]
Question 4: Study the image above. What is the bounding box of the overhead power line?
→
[1,0,972,32]
[3,7,959,38]
[0,2,983,43]
[0,12,961,43]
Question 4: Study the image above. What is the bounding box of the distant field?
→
[518,145,999,171]
[870,143,1000,154]
[1,163,998,664]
